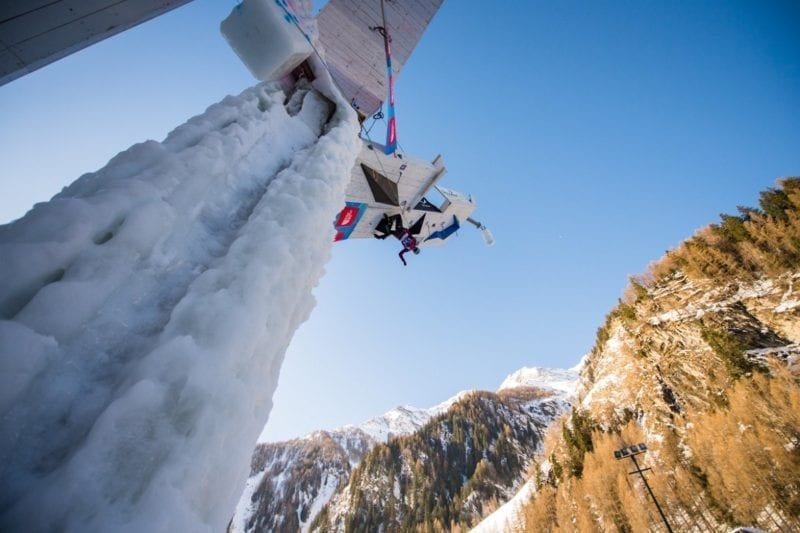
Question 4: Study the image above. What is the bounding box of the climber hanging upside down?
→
[373,213,423,266]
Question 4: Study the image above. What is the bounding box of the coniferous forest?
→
[523,178,800,532]
[313,389,560,532]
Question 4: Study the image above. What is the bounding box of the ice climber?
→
[374,213,422,265]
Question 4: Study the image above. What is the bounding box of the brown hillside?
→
[522,178,800,532]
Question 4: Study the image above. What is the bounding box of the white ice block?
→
[221,0,313,81]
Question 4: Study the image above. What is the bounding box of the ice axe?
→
[466,217,495,247]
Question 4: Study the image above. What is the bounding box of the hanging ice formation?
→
[0,63,361,531]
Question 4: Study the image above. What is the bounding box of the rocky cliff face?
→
[520,178,800,532]
[578,272,799,425]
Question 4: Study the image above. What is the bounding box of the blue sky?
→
[1,0,798,441]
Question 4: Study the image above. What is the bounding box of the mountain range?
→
[228,367,578,532]
[231,177,800,532]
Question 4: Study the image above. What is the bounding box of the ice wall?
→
[0,76,360,531]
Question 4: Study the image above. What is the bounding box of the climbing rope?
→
[277,2,407,196]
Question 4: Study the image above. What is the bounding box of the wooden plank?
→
[317,0,444,116]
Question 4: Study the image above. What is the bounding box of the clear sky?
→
[1,0,798,442]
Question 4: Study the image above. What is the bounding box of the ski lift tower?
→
[613,442,674,533]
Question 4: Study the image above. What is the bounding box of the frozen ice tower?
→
[0,77,361,531]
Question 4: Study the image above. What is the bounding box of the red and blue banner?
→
[333,202,368,241]
[425,216,460,242]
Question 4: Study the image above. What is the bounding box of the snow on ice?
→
[0,70,361,531]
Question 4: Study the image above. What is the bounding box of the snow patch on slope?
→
[498,364,581,396]
[351,391,471,442]
[230,470,267,533]
[301,472,340,532]
[470,479,535,533]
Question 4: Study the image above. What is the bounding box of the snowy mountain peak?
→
[349,406,430,442]
[335,369,580,444]
[302,367,578,447]
[234,371,575,532]
[497,365,580,396]
[350,390,471,442]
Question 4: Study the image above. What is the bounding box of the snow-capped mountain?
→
[229,367,575,532]
[346,389,473,442]
[229,427,373,533]
[498,364,581,395]
[315,386,567,531]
